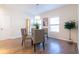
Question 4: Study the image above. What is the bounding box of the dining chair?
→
[32,29,45,52]
[21,28,33,46]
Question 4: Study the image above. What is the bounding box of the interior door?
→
[0,14,11,40]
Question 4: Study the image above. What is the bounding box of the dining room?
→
[0,4,78,54]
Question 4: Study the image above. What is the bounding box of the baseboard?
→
[48,37,77,44]
[0,37,21,41]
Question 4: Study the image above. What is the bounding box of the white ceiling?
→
[4,4,66,16]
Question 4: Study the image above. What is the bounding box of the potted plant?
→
[33,23,39,29]
[64,20,76,44]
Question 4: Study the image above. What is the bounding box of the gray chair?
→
[32,29,45,52]
[21,28,33,46]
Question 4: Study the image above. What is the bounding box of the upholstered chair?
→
[21,28,33,46]
[32,29,45,52]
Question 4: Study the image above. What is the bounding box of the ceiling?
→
[4,4,66,16]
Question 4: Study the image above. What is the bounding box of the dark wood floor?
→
[0,37,78,54]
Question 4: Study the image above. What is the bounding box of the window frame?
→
[49,17,60,32]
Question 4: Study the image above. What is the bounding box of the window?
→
[34,16,42,29]
[49,17,59,32]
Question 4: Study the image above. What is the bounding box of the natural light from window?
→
[49,17,59,32]
[34,16,42,29]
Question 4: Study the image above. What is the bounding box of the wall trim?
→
[0,37,22,41]
[48,37,77,44]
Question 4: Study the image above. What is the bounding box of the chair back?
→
[33,29,44,44]
[21,28,27,39]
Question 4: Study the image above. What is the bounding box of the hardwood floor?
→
[0,37,78,54]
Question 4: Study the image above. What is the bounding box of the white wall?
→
[78,5,79,53]
[0,5,12,40]
[0,5,34,40]
[40,5,78,43]
[10,12,26,39]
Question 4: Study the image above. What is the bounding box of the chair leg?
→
[47,34,48,40]
[31,39,33,46]
[34,44,36,52]
[22,39,23,46]
[43,41,45,50]
[22,39,25,46]
[24,40,26,47]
